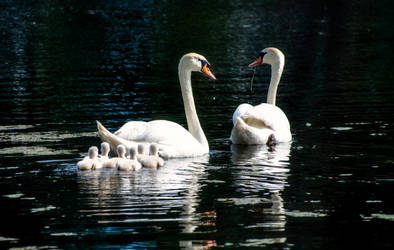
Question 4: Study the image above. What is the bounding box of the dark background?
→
[0,0,393,248]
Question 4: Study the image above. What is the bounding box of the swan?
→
[230,47,292,145]
[103,144,127,169]
[77,146,102,170]
[96,52,216,158]
[140,143,165,169]
[117,147,142,171]
[97,142,110,164]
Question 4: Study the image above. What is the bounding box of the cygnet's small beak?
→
[201,64,216,80]
[248,56,262,68]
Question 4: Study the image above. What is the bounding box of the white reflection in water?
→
[231,142,291,168]
[231,142,291,192]
[77,155,209,234]
[227,142,292,244]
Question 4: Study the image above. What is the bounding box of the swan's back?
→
[114,121,147,141]
[232,103,253,125]
[244,103,290,133]
[115,120,198,143]
[231,103,291,144]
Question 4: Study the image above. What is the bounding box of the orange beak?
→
[248,56,262,68]
[201,63,216,80]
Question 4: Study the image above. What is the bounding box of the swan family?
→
[78,142,164,171]
[78,47,292,168]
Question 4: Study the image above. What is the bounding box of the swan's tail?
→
[96,121,136,152]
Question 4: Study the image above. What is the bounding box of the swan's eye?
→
[258,51,267,58]
[199,59,211,70]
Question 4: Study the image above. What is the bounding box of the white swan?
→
[97,53,216,159]
[103,144,127,169]
[140,143,165,169]
[230,47,292,145]
[77,146,102,170]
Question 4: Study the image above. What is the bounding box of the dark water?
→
[1,0,394,248]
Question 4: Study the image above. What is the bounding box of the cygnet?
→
[140,143,164,169]
[103,144,126,169]
[77,146,102,170]
[97,142,110,164]
[137,143,148,162]
[117,147,142,171]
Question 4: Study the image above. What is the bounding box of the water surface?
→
[1,0,394,248]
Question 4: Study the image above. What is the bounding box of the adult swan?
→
[97,53,216,159]
[230,47,291,145]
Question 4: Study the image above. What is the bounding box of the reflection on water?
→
[77,156,209,236]
[1,0,394,248]
[231,143,290,195]
[231,143,291,167]
[224,143,291,245]
[74,147,292,248]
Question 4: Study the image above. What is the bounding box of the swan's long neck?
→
[178,65,209,151]
[267,59,284,106]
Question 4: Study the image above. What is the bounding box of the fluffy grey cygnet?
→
[103,144,126,169]
[140,144,164,169]
[117,147,142,171]
[77,146,102,170]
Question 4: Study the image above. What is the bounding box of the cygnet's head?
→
[116,144,126,157]
[100,142,110,156]
[88,146,99,159]
[129,147,137,160]
[137,144,146,154]
[248,47,285,67]
[179,53,216,80]
[149,143,158,156]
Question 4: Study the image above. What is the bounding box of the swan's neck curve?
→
[178,65,209,151]
[267,59,284,106]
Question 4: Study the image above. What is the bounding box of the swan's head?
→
[179,53,216,80]
[249,47,285,67]
[88,146,99,159]
[116,144,126,158]
[100,142,110,156]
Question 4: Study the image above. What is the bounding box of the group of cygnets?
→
[77,142,164,171]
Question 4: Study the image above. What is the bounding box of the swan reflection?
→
[77,155,209,235]
[231,142,291,168]
[227,142,292,244]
